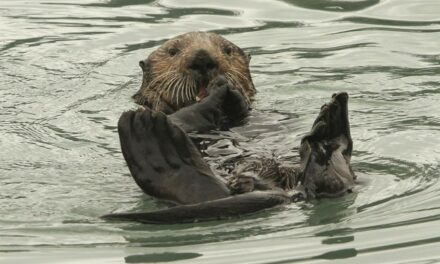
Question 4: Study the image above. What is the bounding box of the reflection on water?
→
[282,0,380,12]
[124,252,202,263]
[1,0,440,263]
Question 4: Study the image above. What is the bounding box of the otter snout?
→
[188,49,218,75]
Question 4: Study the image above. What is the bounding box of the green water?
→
[1,0,440,263]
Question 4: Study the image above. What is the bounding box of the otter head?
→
[133,32,255,114]
[299,92,355,198]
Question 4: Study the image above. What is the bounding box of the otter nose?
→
[188,49,218,74]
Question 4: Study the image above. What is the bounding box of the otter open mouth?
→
[196,77,210,102]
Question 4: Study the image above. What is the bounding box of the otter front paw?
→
[206,75,249,123]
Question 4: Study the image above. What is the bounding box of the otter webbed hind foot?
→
[299,92,355,199]
[118,108,230,205]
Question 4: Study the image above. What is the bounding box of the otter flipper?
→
[102,191,290,224]
[118,108,230,205]
[299,92,355,198]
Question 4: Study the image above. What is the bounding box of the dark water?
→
[1,0,440,263]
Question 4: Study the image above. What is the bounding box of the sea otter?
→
[102,32,356,223]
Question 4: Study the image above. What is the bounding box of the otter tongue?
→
[196,85,207,102]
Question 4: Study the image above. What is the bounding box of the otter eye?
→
[168,47,179,56]
[223,46,232,56]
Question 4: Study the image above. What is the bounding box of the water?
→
[1,0,440,263]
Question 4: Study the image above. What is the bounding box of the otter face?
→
[133,32,255,113]
[299,92,355,198]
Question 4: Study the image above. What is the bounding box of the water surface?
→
[1,0,440,263]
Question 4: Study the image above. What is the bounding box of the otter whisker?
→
[171,82,179,107]
[154,88,162,111]
[160,77,171,97]
[162,72,180,104]
[179,76,186,104]
[230,69,248,89]
[158,75,174,101]
[149,71,173,90]
[155,71,180,110]
[191,78,197,100]
[184,75,192,103]
[178,83,186,107]
[182,75,188,103]
[228,73,246,92]
[188,80,194,102]
[225,73,240,89]
[174,76,185,105]
[229,72,245,89]
[183,75,191,103]
[166,75,180,98]
[145,72,173,110]
[230,67,248,80]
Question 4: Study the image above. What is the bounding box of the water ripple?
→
[339,16,440,26]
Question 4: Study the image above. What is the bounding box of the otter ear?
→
[139,59,150,72]
[247,53,251,62]
[133,59,153,106]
